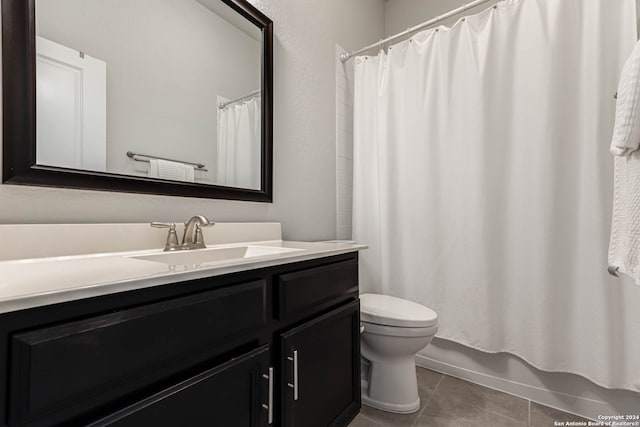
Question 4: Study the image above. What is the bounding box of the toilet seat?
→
[360,293,438,328]
[361,321,439,337]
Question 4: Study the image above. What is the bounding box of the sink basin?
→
[130,245,302,265]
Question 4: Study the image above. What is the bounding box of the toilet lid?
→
[360,293,438,328]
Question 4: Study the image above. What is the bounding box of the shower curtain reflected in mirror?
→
[217,97,261,190]
[353,0,640,391]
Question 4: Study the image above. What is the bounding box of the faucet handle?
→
[151,222,179,251]
[194,222,216,246]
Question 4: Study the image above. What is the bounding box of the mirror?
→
[2,0,273,201]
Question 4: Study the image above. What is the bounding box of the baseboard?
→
[415,353,630,421]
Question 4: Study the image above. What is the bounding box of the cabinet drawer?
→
[88,345,271,427]
[9,280,266,426]
[277,259,358,319]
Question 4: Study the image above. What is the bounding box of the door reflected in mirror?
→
[35,0,263,190]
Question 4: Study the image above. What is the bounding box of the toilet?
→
[360,293,438,414]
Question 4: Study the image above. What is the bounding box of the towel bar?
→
[126,151,208,171]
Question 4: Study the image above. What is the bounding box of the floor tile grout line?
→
[410,372,445,427]
[359,413,384,427]
[486,408,530,425]
[409,412,421,427]
[429,368,541,405]
[480,405,530,423]
[433,372,531,424]
[431,373,446,398]
[357,369,589,427]
[409,399,428,427]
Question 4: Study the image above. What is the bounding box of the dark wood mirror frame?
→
[2,0,273,202]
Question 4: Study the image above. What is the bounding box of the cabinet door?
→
[89,345,273,427]
[280,301,360,427]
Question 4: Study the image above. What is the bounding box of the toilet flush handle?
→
[360,323,365,333]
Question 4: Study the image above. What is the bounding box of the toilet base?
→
[360,356,421,414]
[361,380,420,413]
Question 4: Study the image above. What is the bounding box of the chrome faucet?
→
[151,215,215,251]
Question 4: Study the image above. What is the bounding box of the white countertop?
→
[0,240,366,315]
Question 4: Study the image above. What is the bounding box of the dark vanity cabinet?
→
[0,253,360,427]
[280,302,360,427]
[89,345,272,427]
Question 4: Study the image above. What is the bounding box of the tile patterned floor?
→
[350,367,590,427]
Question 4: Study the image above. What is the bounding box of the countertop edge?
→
[0,243,366,315]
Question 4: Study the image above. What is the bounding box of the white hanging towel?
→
[148,159,195,182]
[609,40,640,285]
[611,40,640,156]
[148,159,160,178]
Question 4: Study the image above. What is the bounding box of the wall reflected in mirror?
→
[35,0,262,190]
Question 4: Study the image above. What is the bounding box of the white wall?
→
[335,45,354,240]
[0,0,385,241]
[384,0,640,418]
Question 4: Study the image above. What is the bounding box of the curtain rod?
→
[218,89,261,109]
[340,0,494,62]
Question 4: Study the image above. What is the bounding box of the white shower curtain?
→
[217,97,261,189]
[353,0,640,391]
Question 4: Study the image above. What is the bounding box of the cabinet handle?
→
[261,367,274,424]
[287,350,299,401]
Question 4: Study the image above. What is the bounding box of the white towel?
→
[609,154,640,285]
[611,40,640,156]
[609,41,640,285]
[148,159,160,178]
[148,159,195,182]
[183,164,195,182]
